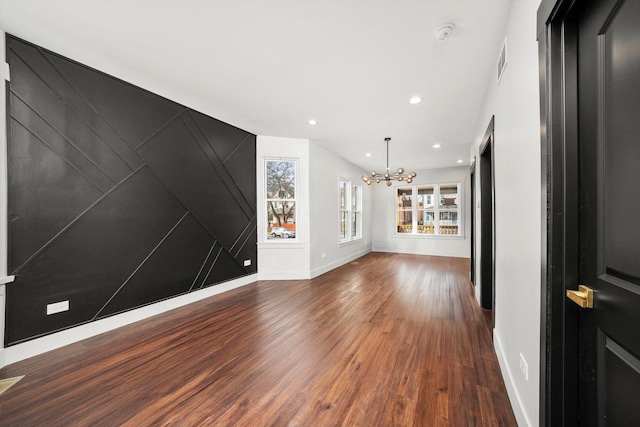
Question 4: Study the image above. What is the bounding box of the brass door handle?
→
[566,285,594,308]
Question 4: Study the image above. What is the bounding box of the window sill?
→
[339,237,363,247]
[258,241,306,249]
[393,233,464,240]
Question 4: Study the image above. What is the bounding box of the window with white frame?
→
[266,159,297,240]
[340,179,362,242]
[396,183,461,236]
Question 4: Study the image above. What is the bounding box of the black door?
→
[574,0,640,423]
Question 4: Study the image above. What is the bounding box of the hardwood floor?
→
[0,253,516,426]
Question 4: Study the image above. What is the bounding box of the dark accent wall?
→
[5,36,257,346]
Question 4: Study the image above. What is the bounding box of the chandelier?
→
[361,137,416,186]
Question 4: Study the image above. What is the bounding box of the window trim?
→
[339,178,362,244]
[265,158,298,243]
[394,182,462,237]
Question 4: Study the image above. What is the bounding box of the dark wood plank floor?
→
[0,253,516,426]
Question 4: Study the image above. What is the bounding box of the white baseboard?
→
[0,284,5,369]
[257,271,311,280]
[2,273,257,368]
[371,246,468,258]
[494,330,531,427]
[310,248,371,279]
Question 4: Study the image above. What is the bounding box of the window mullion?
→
[347,184,352,239]
[412,186,418,234]
[434,185,440,235]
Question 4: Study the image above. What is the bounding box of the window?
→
[266,160,296,240]
[351,184,361,239]
[340,179,362,242]
[396,183,461,236]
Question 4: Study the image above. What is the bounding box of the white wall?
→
[256,137,373,280]
[470,1,541,425]
[256,135,311,279]
[371,166,470,258]
[309,142,372,278]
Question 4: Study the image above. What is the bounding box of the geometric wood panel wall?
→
[5,35,256,346]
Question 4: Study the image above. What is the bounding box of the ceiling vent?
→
[497,39,507,84]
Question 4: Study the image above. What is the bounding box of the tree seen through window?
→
[266,160,296,239]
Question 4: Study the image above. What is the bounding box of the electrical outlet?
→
[519,353,529,381]
[322,253,326,258]
[243,259,251,267]
[47,300,69,315]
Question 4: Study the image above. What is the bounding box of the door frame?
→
[470,156,476,285]
[538,0,581,424]
[479,117,495,314]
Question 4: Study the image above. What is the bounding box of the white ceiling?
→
[0,0,511,173]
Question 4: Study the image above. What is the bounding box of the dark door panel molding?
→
[539,0,640,423]
[538,1,581,423]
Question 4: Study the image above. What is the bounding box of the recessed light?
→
[307,119,318,125]
[457,159,464,163]
[435,23,456,42]
[409,96,422,105]
[433,143,442,149]
[366,153,372,157]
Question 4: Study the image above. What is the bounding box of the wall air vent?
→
[497,39,507,84]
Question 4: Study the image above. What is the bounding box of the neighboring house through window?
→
[396,183,461,236]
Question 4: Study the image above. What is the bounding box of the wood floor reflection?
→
[0,252,516,426]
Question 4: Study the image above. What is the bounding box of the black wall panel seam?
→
[198,246,225,290]
[37,47,143,171]
[223,133,252,163]
[182,114,255,220]
[234,223,258,259]
[11,164,148,274]
[9,48,134,179]
[189,241,219,292]
[9,116,109,194]
[230,215,256,253]
[91,210,190,321]
[10,89,120,186]
[134,109,186,152]
[137,165,221,246]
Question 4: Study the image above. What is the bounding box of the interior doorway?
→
[470,157,476,285]
[479,117,495,320]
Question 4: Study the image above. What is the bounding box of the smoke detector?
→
[435,23,456,41]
